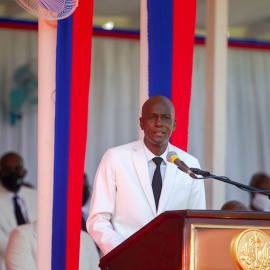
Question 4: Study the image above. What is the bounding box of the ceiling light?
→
[102,21,114,30]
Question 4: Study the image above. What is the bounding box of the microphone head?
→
[166,151,178,162]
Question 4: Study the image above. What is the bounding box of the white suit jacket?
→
[5,222,100,270]
[87,140,206,255]
[0,183,37,270]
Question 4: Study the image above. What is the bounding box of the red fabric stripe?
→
[93,31,140,40]
[171,0,196,151]
[195,39,270,50]
[1,21,270,51]
[228,43,270,50]
[194,39,205,45]
[66,0,94,269]
[0,23,38,31]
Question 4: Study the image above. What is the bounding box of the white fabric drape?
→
[189,45,270,207]
[226,48,270,205]
[0,27,270,209]
[0,29,38,187]
[84,37,140,187]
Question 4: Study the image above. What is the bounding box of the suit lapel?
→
[132,141,156,216]
[0,184,17,227]
[21,187,34,221]
[157,144,178,215]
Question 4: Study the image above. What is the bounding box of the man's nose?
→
[155,116,163,126]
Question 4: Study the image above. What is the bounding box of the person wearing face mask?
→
[0,152,37,270]
[4,171,99,270]
[249,173,270,211]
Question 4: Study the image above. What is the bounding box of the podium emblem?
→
[232,229,270,270]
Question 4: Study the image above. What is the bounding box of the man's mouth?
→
[153,131,165,135]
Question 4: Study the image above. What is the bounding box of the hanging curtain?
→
[0,27,270,209]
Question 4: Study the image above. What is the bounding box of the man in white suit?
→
[0,153,37,270]
[87,95,206,255]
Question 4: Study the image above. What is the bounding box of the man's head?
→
[221,200,248,211]
[140,95,176,155]
[0,152,26,193]
[249,173,270,211]
[250,173,270,191]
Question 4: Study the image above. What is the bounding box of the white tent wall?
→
[84,37,140,193]
[0,28,38,188]
[0,28,270,209]
[189,45,270,207]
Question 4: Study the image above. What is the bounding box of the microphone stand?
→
[190,168,270,199]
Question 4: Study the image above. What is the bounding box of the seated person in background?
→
[5,221,100,270]
[0,152,37,270]
[221,200,248,211]
[249,173,270,211]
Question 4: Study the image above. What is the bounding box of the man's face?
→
[0,154,25,178]
[0,154,26,192]
[140,98,176,152]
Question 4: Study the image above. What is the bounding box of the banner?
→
[52,0,93,268]
[142,0,197,151]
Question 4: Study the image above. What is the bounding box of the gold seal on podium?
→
[232,229,270,270]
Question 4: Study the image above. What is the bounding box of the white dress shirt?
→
[143,143,168,184]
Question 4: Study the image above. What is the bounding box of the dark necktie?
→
[13,196,26,225]
[152,157,163,210]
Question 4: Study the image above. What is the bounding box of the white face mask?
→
[252,193,270,211]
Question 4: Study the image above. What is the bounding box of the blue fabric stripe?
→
[195,35,270,47]
[229,37,270,46]
[52,16,73,270]
[93,27,140,35]
[0,18,38,27]
[147,0,173,99]
[1,17,270,48]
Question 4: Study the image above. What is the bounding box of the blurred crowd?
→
[0,152,99,270]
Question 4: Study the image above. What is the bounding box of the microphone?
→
[166,151,198,179]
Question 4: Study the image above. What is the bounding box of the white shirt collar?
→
[7,187,22,200]
[143,143,168,164]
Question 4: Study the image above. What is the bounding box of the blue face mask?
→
[1,172,24,192]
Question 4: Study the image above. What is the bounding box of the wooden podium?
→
[99,210,270,270]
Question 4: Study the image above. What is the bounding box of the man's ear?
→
[173,118,177,131]
[139,117,144,130]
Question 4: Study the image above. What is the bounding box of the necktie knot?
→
[152,157,163,167]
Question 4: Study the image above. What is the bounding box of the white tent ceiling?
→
[0,0,270,40]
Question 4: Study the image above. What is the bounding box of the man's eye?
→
[148,115,155,120]
[2,167,12,173]
[1,166,23,173]
[15,167,24,173]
